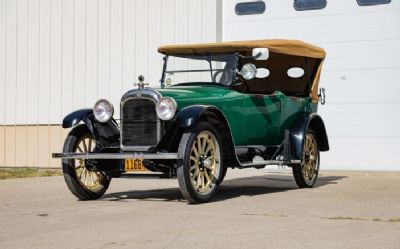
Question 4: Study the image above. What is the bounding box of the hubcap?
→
[301,133,318,183]
[189,131,221,195]
[74,135,105,191]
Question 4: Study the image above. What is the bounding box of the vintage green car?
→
[53,39,329,203]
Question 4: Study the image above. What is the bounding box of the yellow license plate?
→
[125,159,148,171]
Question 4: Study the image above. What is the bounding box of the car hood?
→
[156,85,237,109]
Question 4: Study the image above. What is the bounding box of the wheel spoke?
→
[88,138,92,152]
[192,144,199,157]
[82,139,88,153]
[202,137,207,155]
[76,145,83,153]
[196,136,202,154]
[203,170,212,185]
[204,143,211,156]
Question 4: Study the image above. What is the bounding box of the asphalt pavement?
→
[1,169,399,249]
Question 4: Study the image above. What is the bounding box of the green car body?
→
[158,86,317,146]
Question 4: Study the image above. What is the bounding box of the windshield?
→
[161,53,237,87]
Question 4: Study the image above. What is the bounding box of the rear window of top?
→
[294,0,327,11]
[235,1,266,15]
[356,0,391,6]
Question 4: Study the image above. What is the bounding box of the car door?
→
[243,92,282,145]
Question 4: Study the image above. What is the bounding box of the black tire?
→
[292,128,320,188]
[177,122,224,204]
[62,124,110,200]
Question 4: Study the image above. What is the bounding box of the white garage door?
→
[223,0,400,170]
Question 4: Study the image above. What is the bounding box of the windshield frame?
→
[159,53,239,88]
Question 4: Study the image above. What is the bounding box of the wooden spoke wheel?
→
[178,122,223,203]
[62,125,110,200]
[73,134,106,192]
[293,129,320,188]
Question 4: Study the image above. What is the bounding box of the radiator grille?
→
[121,98,158,148]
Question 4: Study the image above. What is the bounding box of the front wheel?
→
[292,129,320,188]
[62,124,110,200]
[177,122,224,204]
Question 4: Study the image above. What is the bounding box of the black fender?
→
[62,109,120,148]
[62,109,93,129]
[176,105,208,128]
[289,113,329,160]
[174,105,240,168]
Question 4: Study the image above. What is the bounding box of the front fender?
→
[62,109,120,148]
[176,105,208,128]
[290,113,329,160]
[174,105,240,168]
[62,109,93,128]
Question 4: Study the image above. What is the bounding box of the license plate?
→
[125,159,147,171]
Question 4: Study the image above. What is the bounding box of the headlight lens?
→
[240,63,257,80]
[156,97,177,121]
[93,99,114,123]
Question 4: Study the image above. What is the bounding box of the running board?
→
[239,159,301,168]
[52,152,179,160]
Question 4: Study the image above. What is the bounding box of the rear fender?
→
[289,113,329,160]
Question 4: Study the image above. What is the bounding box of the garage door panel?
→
[320,68,400,103]
[224,11,400,44]
[323,137,400,170]
[319,103,400,137]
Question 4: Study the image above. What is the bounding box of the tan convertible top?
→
[158,39,326,59]
[158,39,325,102]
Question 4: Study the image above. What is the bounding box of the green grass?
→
[0,168,63,180]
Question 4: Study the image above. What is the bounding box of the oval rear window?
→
[287,67,305,78]
[256,68,270,78]
[235,1,266,15]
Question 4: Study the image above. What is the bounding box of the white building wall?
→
[223,0,400,170]
[0,0,219,167]
[0,0,219,126]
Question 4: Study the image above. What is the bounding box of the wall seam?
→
[25,0,31,167]
[48,0,53,167]
[36,0,41,167]
[84,0,87,107]
[96,0,99,99]
[108,0,111,100]
[14,0,19,166]
[3,0,8,166]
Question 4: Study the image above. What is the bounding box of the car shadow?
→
[101,174,347,203]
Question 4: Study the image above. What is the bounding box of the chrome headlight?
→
[93,99,114,123]
[240,63,257,80]
[156,97,177,121]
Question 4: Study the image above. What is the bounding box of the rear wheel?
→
[292,129,320,188]
[177,122,224,204]
[62,125,110,200]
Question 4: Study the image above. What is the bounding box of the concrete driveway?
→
[0,169,399,249]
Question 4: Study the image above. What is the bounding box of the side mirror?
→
[252,48,269,60]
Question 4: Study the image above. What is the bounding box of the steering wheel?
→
[212,71,229,84]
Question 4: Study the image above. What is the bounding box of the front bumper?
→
[52,152,180,160]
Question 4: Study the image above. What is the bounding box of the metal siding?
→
[0,0,6,129]
[49,0,63,124]
[223,0,400,170]
[1,0,218,167]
